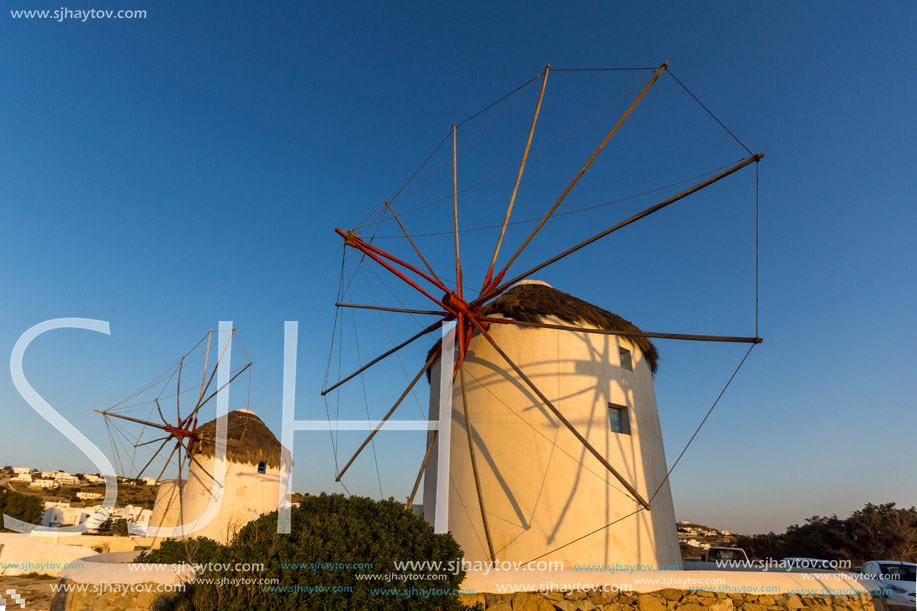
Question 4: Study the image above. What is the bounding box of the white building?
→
[83,474,104,484]
[423,282,681,567]
[30,479,60,489]
[149,409,287,543]
[684,538,711,550]
[12,467,32,475]
[41,502,93,528]
[140,477,158,486]
[76,492,103,501]
[54,474,80,485]
[111,504,152,530]
[13,473,33,483]
[41,502,152,530]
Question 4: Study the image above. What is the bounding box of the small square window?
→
[257,461,267,474]
[608,403,630,435]
[619,347,633,371]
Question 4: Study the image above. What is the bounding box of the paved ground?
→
[0,575,58,611]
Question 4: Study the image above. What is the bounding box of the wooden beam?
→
[484,65,550,289]
[191,328,236,422]
[492,61,670,287]
[384,201,445,287]
[335,303,448,317]
[197,330,212,406]
[481,317,762,344]
[335,350,439,482]
[475,152,763,307]
[321,319,445,396]
[452,124,462,299]
[95,410,172,433]
[406,430,437,510]
[176,356,184,424]
[154,441,181,483]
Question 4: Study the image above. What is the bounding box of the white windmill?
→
[322,61,762,567]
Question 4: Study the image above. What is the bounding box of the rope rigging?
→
[99,330,253,491]
[357,70,654,231]
[370,157,747,240]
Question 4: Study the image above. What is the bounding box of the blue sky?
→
[1,1,914,534]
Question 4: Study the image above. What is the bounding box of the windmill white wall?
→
[148,459,283,544]
[423,285,681,568]
[148,409,284,544]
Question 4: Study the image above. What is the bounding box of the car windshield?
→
[712,550,744,560]
[879,564,917,581]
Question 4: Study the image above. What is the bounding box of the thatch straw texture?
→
[481,282,658,374]
[193,409,282,468]
[427,282,658,378]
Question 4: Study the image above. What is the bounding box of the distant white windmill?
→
[99,329,287,544]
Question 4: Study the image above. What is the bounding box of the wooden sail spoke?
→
[384,200,445,287]
[480,316,762,344]
[490,62,669,291]
[197,330,212,406]
[154,442,181,484]
[335,303,448,316]
[334,349,440,482]
[154,398,167,425]
[338,228,451,296]
[193,328,237,420]
[182,362,252,425]
[130,435,173,483]
[322,319,445,396]
[95,410,174,434]
[337,229,457,314]
[452,124,462,300]
[177,355,184,424]
[134,435,171,449]
[475,153,763,307]
[485,64,550,290]
[406,430,438,510]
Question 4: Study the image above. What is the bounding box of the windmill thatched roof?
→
[427,282,658,379]
[480,282,658,374]
[192,409,283,468]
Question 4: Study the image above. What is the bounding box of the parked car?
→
[861,561,916,611]
[705,547,750,563]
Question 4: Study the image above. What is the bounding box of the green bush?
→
[735,502,917,563]
[139,493,470,610]
[0,488,43,530]
[136,536,225,564]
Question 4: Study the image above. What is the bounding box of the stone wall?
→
[49,580,181,611]
[458,589,890,611]
[46,582,890,610]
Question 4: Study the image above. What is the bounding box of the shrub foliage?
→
[0,488,43,530]
[138,493,470,610]
[736,502,917,564]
